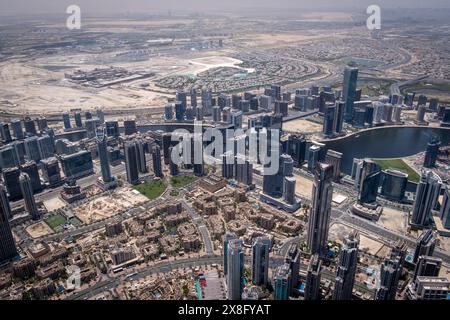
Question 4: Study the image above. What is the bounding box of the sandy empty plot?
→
[377,207,408,234]
[26,221,54,238]
[294,174,313,198]
[283,119,322,134]
[43,198,66,212]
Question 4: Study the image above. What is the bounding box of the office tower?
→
[342,66,358,123]
[3,167,22,201]
[294,94,307,111]
[325,150,343,181]
[74,112,82,128]
[23,118,37,136]
[62,112,71,130]
[11,141,25,165]
[271,85,282,100]
[40,157,62,187]
[0,146,20,169]
[24,136,41,162]
[84,111,93,120]
[334,101,345,133]
[212,106,221,122]
[307,163,333,257]
[283,176,296,205]
[227,239,244,300]
[168,147,179,176]
[134,140,147,174]
[124,142,139,185]
[251,237,270,286]
[0,184,12,220]
[406,277,450,300]
[332,232,359,300]
[37,135,55,159]
[380,169,408,201]
[232,94,242,109]
[429,98,438,111]
[96,129,112,184]
[274,101,288,117]
[305,254,322,300]
[411,170,442,228]
[322,102,336,137]
[393,106,402,123]
[223,232,236,276]
[193,163,204,177]
[161,133,172,165]
[20,161,42,193]
[285,243,300,293]
[440,186,450,230]
[176,91,187,111]
[262,154,288,198]
[239,100,250,113]
[230,110,243,129]
[59,150,94,180]
[413,256,442,282]
[274,263,291,300]
[105,121,120,137]
[36,117,48,132]
[96,108,105,124]
[221,152,234,179]
[352,107,366,128]
[124,120,137,136]
[0,183,17,263]
[201,89,212,116]
[441,107,450,127]
[358,160,381,204]
[195,105,204,120]
[164,103,174,121]
[307,145,321,172]
[190,88,197,107]
[11,119,24,139]
[423,138,441,168]
[234,155,253,186]
[375,241,407,300]
[259,95,272,111]
[174,101,184,121]
[151,145,163,179]
[19,173,39,220]
[287,134,307,167]
[413,229,436,263]
[364,104,374,126]
[0,123,12,143]
[417,95,427,108]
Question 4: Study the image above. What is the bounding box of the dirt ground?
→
[26,221,54,238]
[283,119,323,134]
[377,207,408,234]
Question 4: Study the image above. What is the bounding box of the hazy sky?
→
[1,0,449,16]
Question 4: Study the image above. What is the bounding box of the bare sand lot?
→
[26,221,54,238]
[73,188,147,224]
[283,118,323,134]
[377,207,408,234]
[294,174,313,198]
[43,198,66,212]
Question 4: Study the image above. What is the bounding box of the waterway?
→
[322,126,450,175]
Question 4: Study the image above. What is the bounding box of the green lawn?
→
[134,180,167,200]
[45,214,67,230]
[170,176,198,188]
[372,159,420,183]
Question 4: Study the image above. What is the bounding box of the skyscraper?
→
[227,239,244,300]
[375,241,407,300]
[413,256,442,282]
[411,170,442,228]
[152,145,163,179]
[380,169,408,202]
[324,149,343,182]
[96,128,113,185]
[423,138,441,168]
[307,163,333,257]
[305,254,322,300]
[124,119,137,136]
[124,142,139,185]
[285,243,300,293]
[223,232,236,276]
[0,123,12,143]
[440,186,450,230]
[413,229,436,264]
[251,237,270,286]
[135,139,147,174]
[19,173,39,220]
[273,263,291,300]
[20,161,42,193]
[342,66,358,123]
[62,112,72,130]
[11,119,24,139]
[0,183,17,263]
[357,160,381,204]
[74,112,82,128]
[332,232,359,300]
[0,184,12,220]
[322,102,336,137]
